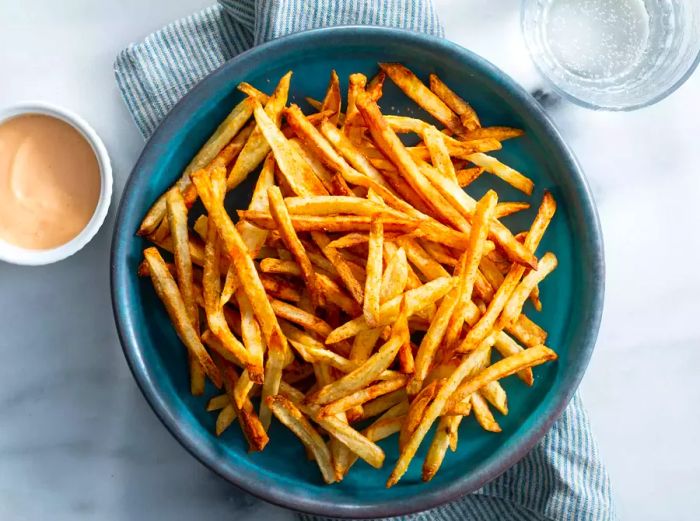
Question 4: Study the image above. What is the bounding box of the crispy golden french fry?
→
[310,299,408,405]
[289,138,336,193]
[321,70,341,125]
[143,247,222,388]
[423,127,457,183]
[419,239,458,267]
[215,355,269,450]
[493,331,533,385]
[356,92,472,233]
[312,232,365,305]
[480,380,508,415]
[237,82,269,103]
[326,276,454,344]
[207,393,230,412]
[319,375,408,417]
[166,188,199,332]
[457,193,555,353]
[268,186,323,309]
[228,72,291,190]
[409,285,460,394]
[423,415,462,481]
[456,167,484,187]
[271,298,332,338]
[282,196,408,219]
[202,208,256,370]
[363,218,384,327]
[191,168,287,354]
[361,389,408,420]
[445,345,557,414]
[343,72,367,132]
[216,404,238,436]
[443,191,498,352]
[380,246,410,303]
[428,73,480,131]
[495,202,531,219]
[253,103,328,196]
[499,252,557,328]
[220,267,240,307]
[235,149,276,258]
[380,63,465,135]
[400,380,440,450]
[233,369,255,410]
[467,153,533,195]
[138,97,255,236]
[386,338,493,487]
[314,413,385,469]
[236,289,265,383]
[398,236,450,280]
[367,70,386,99]
[327,233,370,249]
[471,392,501,432]
[238,211,419,234]
[188,353,206,396]
[266,395,336,483]
[463,126,524,141]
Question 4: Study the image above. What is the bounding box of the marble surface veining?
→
[0,1,698,520]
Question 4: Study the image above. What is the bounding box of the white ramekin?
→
[0,102,112,266]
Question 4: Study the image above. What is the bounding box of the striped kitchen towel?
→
[113,2,616,520]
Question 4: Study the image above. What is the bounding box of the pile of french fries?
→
[137,63,559,486]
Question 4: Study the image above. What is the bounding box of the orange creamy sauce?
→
[0,114,100,250]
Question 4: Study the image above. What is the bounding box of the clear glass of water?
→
[521,0,700,110]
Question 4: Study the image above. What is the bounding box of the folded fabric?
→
[113,2,616,519]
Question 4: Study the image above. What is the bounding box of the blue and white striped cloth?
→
[114,2,616,519]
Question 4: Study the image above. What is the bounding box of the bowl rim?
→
[111,25,604,518]
[0,101,112,266]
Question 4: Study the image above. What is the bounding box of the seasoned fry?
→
[456,167,484,187]
[320,376,408,417]
[495,202,530,219]
[283,196,407,219]
[138,97,255,235]
[207,393,230,412]
[380,63,465,134]
[253,103,328,196]
[423,126,457,182]
[312,232,365,304]
[268,186,323,309]
[499,252,557,328]
[363,218,384,327]
[321,70,342,125]
[471,392,501,432]
[216,404,238,436]
[428,73,480,131]
[423,415,462,481]
[467,153,534,195]
[228,72,291,190]
[238,211,419,234]
[267,395,336,483]
[143,247,222,388]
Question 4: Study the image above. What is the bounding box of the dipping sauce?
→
[0,114,101,250]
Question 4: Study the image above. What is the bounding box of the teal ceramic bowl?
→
[111,26,604,518]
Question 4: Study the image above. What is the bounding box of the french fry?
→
[456,167,484,187]
[326,276,454,344]
[138,97,255,235]
[361,389,408,420]
[165,188,199,332]
[238,211,419,234]
[236,289,265,383]
[282,196,408,219]
[363,218,384,327]
[266,395,336,483]
[320,375,408,417]
[428,73,480,131]
[480,380,508,415]
[289,138,335,193]
[380,63,465,135]
[268,186,323,309]
[343,73,367,133]
[443,190,497,352]
[423,125,458,183]
[423,415,462,481]
[207,393,230,412]
[400,380,440,450]
[253,102,328,196]
[321,70,342,125]
[499,252,557,328]
[312,232,365,304]
[493,331,533,385]
[228,72,291,190]
[356,92,472,233]
[216,404,238,436]
[188,353,206,396]
[271,299,332,338]
[495,202,531,219]
[467,153,533,195]
[471,392,501,432]
[191,168,286,353]
[445,345,557,414]
[462,126,524,141]
[143,247,222,388]
[387,338,493,486]
[309,298,408,405]
[397,236,450,281]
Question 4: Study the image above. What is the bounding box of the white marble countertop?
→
[1,1,698,519]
